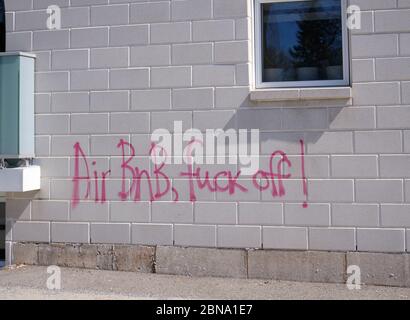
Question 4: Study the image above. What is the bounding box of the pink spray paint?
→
[300,139,308,208]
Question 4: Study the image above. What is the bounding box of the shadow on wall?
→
[220,91,350,153]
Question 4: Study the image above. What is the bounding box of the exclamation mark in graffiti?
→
[300,140,308,208]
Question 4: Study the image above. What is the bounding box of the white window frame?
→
[254,0,350,89]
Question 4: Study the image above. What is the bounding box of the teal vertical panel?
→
[19,56,35,157]
[0,56,19,156]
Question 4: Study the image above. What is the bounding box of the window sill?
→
[250,87,352,104]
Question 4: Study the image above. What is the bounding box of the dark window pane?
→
[0,0,4,52]
[262,0,343,83]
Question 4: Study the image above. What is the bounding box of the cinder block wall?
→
[4,0,410,262]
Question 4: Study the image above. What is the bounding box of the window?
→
[254,0,349,88]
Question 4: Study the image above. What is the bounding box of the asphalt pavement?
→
[0,265,409,300]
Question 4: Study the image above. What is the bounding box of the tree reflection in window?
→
[262,0,344,83]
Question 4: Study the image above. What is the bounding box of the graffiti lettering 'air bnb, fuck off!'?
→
[71,138,309,209]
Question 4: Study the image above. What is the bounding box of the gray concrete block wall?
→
[4,0,410,261]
